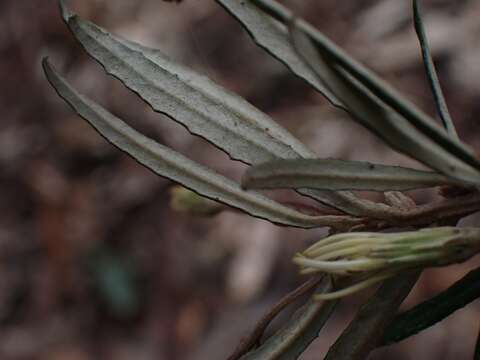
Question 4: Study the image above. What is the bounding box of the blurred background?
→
[2,0,480,359]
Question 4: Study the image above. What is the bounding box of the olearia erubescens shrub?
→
[44,0,480,358]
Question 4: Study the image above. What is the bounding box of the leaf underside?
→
[58,0,385,217]
[215,0,343,109]
[290,27,480,185]
[43,58,358,229]
[247,0,480,173]
[243,158,457,192]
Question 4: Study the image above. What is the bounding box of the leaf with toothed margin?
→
[43,58,359,229]
[58,0,314,164]
[242,158,459,192]
[57,0,383,217]
[290,26,480,185]
[247,0,480,175]
[215,0,343,109]
[60,7,307,165]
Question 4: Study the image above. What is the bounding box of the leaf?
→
[43,58,357,229]
[241,276,338,360]
[413,0,457,138]
[57,0,383,217]
[248,0,480,173]
[243,158,458,192]
[290,27,480,185]
[324,272,420,360]
[382,266,480,346]
[215,0,343,109]
[60,5,308,165]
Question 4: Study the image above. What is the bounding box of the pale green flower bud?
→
[294,227,480,300]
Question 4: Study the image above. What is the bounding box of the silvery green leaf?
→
[60,5,308,164]
[243,159,458,192]
[241,277,337,360]
[324,273,420,360]
[215,0,342,109]
[43,58,357,229]
[58,0,382,217]
[290,27,480,185]
[249,0,480,173]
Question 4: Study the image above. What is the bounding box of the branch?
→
[362,191,480,230]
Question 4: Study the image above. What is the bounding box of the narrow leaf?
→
[241,276,337,360]
[382,266,480,345]
[43,59,356,229]
[60,5,309,165]
[324,272,420,360]
[243,159,458,192]
[58,0,384,217]
[290,27,480,185]
[413,0,458,138]
[215,0,343,109]
[249,0,480,172]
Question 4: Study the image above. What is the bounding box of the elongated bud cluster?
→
[294,227,480,300]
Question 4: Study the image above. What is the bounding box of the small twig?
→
[359,191,480,231]
[398,191,480,224]
[227,276,321,360]
[413,0,458,139]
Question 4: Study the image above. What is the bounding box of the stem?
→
[413,0,458,139]
[355,191,480,230]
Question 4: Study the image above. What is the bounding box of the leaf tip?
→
[42,57,62,85]
[59,0,73,22]
[41,56,49,67]
[42,57,54,80]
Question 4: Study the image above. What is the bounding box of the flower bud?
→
[294,227,480,300]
